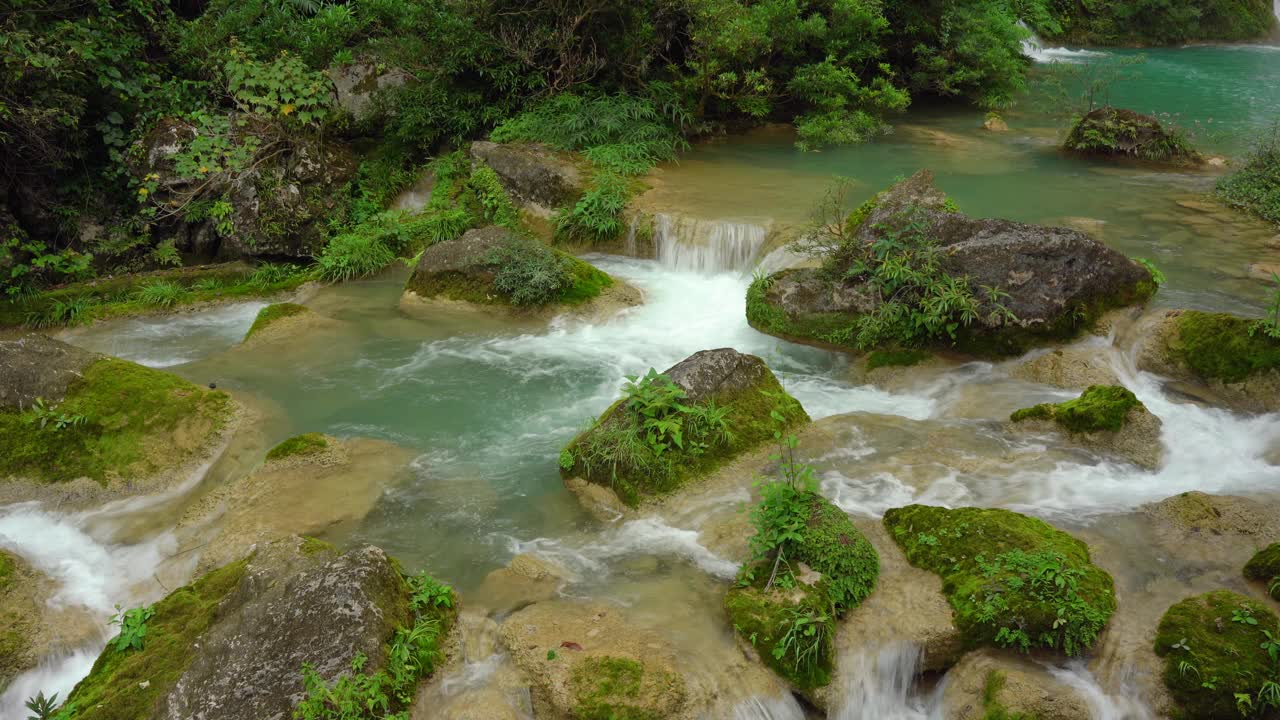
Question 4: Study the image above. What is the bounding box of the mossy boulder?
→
[63,537,451,720]
[884,505,1116,656]
[1063,107,1202,165]
[941,650,1091,720]
[1138,309,1280,412]
[0,550,36,689]
[242,302,308,341]
[1244,544,1280,599]
[560,348,809,506]
[1010,384,1164,469]
[0,337,232,485]
[1154,590,1280,720]
[468,141,587,214]
[1010,347,1121,390]
[725,494,879,691]
[498,600,694,719]
[403,225,627,313]
[264,431,328,461]
[747,171,1156,358]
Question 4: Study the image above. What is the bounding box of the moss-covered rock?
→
[264,432,328,462]
[884,505,1116,656]
[1138,309,1280,412]
[561,348,809,506]
[1063,107,1202,165]
[0,340,231,484]
[243,302,307,341]
[1244,543,1280,599]
[1010,385,1162,469]
[941,650,1091,720]
[747,171,1156,358]
[726,494,879,691]
[0,549,33,689]
[62,537,450,720]
[402,225,627,313]
[1154,590,1280,720]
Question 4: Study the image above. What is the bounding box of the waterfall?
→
[830,643,942,720]
[1019,22,1104,63]
[652,213,769,273]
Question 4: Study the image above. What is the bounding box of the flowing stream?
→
[4,41,1280,719]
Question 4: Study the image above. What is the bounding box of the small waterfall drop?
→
[831,643,942,720]
[652,213,769,273]
[1019,22,1104,63]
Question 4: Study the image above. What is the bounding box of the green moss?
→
[884,505,1116,656]
[1063,108,1201,164]
[570,656,683,720]
[1154,590,1279,720]
[62,558,249,720]
[726,494,877,690]
[1010,385,1142,434]
[0,551,12,592]
[1171,311,1280,384]
[746,273,861,351]
[866,349,931,371]
[562,368,809,506]
[265,433,328,462]
[0,358,231,484]
[1244,543,1280,600]
[407,243,614,308]
[244,302,307,340]
[560,255,614,305]
[980,670,1034,720]
[299,536,337,556]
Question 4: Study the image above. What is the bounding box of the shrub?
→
[483,239,574,306]
[1216,125,1280,229]
[884,505,1116,656]
[554,172,630,244]
[133,281,188,308]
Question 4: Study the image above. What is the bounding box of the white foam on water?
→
[732,693,808,720]
[1020,23,1107,63]
[653,214,769,273]
[1047,662,1155,720]
[61,300,267,367]
[0,648,99,714]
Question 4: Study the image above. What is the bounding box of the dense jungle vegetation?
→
[1,0,1275,300]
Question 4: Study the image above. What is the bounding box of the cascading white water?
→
[732,693,808,720]
[831,643,942,720]
[652,213,769,273]
[59,300,266,367]
[1048,662,1155,720]
[1019,22,1105,63]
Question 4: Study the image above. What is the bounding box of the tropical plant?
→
[108,604,155,653]
[24,691,59,720]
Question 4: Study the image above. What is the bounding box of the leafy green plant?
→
[772,606,831,676]
[466,165,519,229]
[27,398,87,432]
[224,44,329,125]
[249,263,305,288]
[316,231,397,283]
[1216,123,1280,229]
[24,295,97,329]
[1252,273,1280,341]
[1134,257,1166,287]
[24,691,59,720]
[108,604,155,653]
[483,239,573,306]
[554,172,630,244]
[133,281,188,308]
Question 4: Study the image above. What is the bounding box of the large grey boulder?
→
[749,170,1155,356]
[468,141,586,212]
[0,334,100,410]
[327,60,411,120]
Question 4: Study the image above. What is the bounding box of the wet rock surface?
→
[469,141,585,213]
[0,334,100,410]
[942,649,1091,720]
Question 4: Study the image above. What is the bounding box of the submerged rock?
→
[1009,384,1164,469]
[747,171,1155,357]
[499,600,694,719]
[178,434,411,572]
[560,348,809,507]
[0,337,233,490]
[883,505,1116,656]
[1244,543,1280,599]
[402,225,635,317]
[941,649,1090,720]
[1154,590,1280,719]
[473,553,571,614]
[62,537,451,720]
[1063,107,1202,165]
[468,141,586,215]
[1010,346,1121,389]
[1137,309,1280,412]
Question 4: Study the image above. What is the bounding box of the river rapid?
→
[2,39,1279,719]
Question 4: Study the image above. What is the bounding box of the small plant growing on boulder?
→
[108,603,155,652]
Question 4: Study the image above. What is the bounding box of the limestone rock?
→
[327,60,411,120]
[0,551,100,689]
[0,334,100,410]
[1009,386,1164,469]
[1136,309,1280,412]
[1010,347,1121,390]
[942,649,1091,720]
[473,553,571,613]
[983,115,1009,132]
[468,141,586,214]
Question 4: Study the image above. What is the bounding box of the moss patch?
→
[569,656,684,720]
[866,349,931,371]
[1154,590,1280,720]
[0,358,231,484]
[264,432,328,462]
[726,494,878,690]
[244,302,307,340]
[299,536,337,556]
[1171,311,1280,384]
[61,557,249,720]
[1063,107,1201,164]
[1010,385,1143,434]
[745,273,863,352]
[561,367,809,506]
[1244,543,1280,600]
[559,255,614,305]
[980,670,1033,720]
[0,551,12,592]
[884,505,1116,656]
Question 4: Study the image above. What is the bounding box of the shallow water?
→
[5,41,1280,719]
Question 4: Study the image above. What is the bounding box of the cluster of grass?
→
[265,432,328,462]
[0,359,231,484]
[1010,385,1143,434]
[55,558,250,720]
[490,92,687,245]
[562,370,808,506]
[1170,311,1280,384]
[884,505,1116,656]
[1216,126,1280,229]
[1154,590,1280,719]
[569,656,684,720]
[3,263,311,329]
[1244,544,1280,600]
